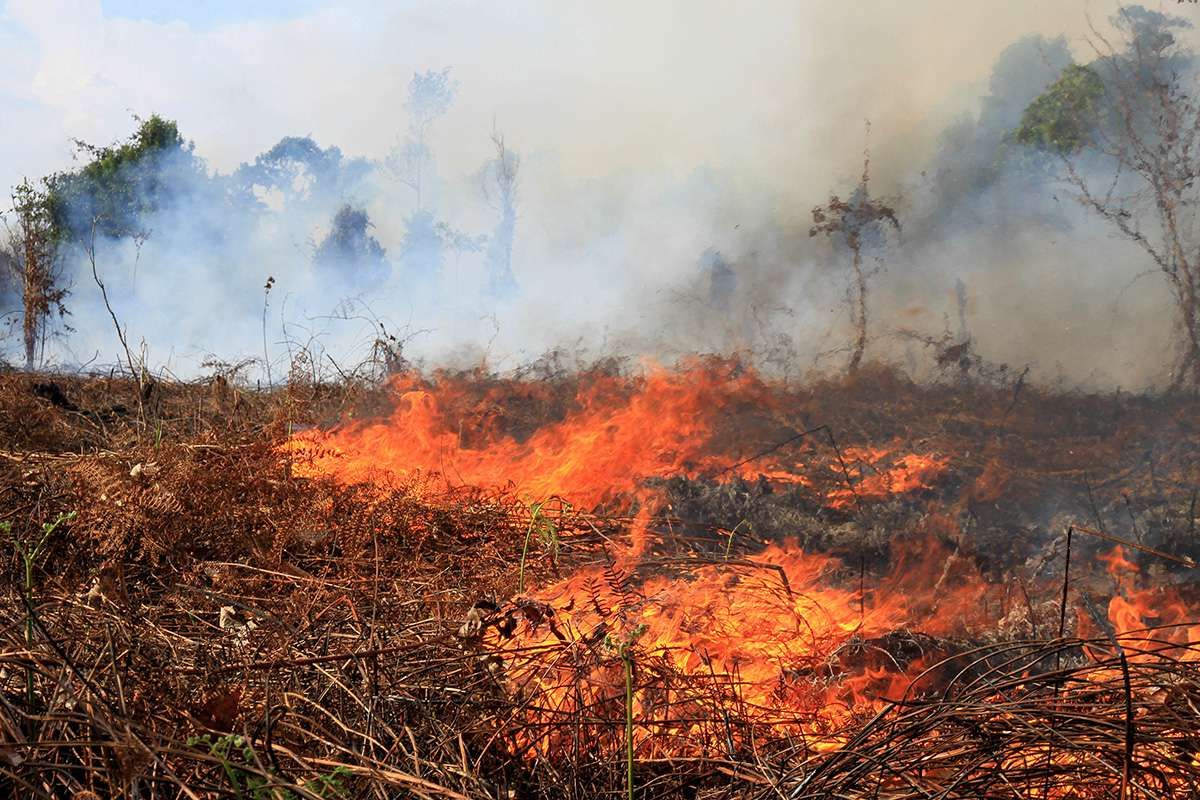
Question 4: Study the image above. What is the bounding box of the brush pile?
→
[2,362,1200,798]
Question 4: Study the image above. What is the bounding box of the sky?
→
[100,1,324,29]
[0,0,1106,201]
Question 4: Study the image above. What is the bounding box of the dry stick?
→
[86,219,144,430]
[1017,578,1040,639]
[702,648,736,761]
[1188,488,1197,539]
[621,645,636,800]
[262,276,274,387]
[823,426,862,507]
[18,594,203,800]
[1084,474,1108,534]
[166,639,447,676]
[1045,525,1073,799]
[858,555,866,629]
[638,556,792,597]
[1072,524,1198,569]
[367,527,382,760]
[1001,365,1030,420]
[707,426,822,479]
[1122,493,1144,543]
[1056,526,1074,667]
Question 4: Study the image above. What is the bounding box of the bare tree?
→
[1015,8,1200,388]
[810,144,900,374]
[481,124,520,298]
[3,180,69,370]
[388,69,456,211]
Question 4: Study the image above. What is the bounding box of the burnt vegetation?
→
[1,358,1199,798]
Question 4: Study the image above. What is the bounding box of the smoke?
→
[0,0,1191,387]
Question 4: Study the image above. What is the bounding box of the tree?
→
[1013,6,1200,388]
[397,208,445,286]
[698,247,735,311]
[1012,64,1105,154]
[3,181,70,369]
[389,69,457,286]
[47,114,201,242]
[480,126,520,298]
[388,69,457,211]
[314,204,390,286]
[235,136,372,212]
[810,146,900,374]
[921,35,1074,241]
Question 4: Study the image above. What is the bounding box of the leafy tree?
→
[235,136,371,211]
[923,35,1073,236]
[2,180,71,369]
[1012,64,1105,154]
[388,69,458,286]
[1013,6,1200,388]
[810,145,900,374]
[981,36,1076,135]
[47,114,202,241]
[314,204,390,286]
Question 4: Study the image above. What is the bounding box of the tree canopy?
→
[1011,64,1105,154]
[47,114,202,241]
[314,204,390,286]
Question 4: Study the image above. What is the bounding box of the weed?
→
[8,510,76,714]
[186,733,350,799]
[518,499,562,594]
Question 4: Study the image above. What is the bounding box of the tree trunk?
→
[1180,290,1200,391]
[848,246,867,374]
[1163,275,1200,393]
[21,230,41,371]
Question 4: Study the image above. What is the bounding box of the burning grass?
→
[2,360,1200,798]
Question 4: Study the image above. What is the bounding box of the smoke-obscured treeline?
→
[2,4,1197,390]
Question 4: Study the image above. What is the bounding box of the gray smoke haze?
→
[0,0,1192,388]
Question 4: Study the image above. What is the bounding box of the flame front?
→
[288,361,947,511]
[289,362,1200,782]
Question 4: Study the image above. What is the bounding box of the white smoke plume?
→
[0,0,1191,388]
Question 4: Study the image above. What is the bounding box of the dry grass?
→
[1,363,1199,798]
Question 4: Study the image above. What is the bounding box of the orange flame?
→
[288,361,947,512]
[286,362,1197,768]
[497,536,991,756]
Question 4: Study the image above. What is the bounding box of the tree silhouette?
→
[480,126,520,298]
[810,144,900,374]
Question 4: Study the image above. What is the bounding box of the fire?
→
[287,361,1200,777]
[826,447,949,508]
[496,537,987,757]
[288,362,775,507]
[288,360,948,512]
[286,363,975,755]
[1087,545,1200,662]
